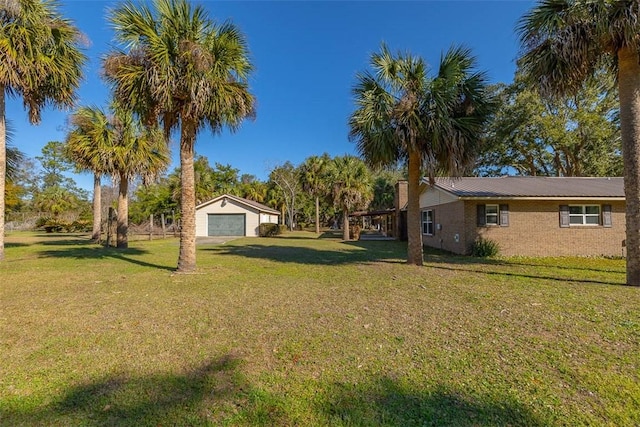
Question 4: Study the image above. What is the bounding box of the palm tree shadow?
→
[0,355,287,426]
[320,377,545,426]
[204,239,407,266]
[4,242,31,248]
[38,246,174,271]
[422,249,625,286]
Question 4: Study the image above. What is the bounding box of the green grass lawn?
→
[1,231,638,426]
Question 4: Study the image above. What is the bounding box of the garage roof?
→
[196,194,281,215]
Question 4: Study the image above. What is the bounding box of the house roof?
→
[427,177,625,199]
[196,194,281,215]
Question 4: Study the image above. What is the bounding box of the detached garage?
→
[195,194,280,237]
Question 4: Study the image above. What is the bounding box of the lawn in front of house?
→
[0,231,637,426]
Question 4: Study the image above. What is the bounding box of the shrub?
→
[68,220,92,233]
[36,217,91,233]
[278,225,287,234]
[471,237,500,257]
[259,223,282,237]
[39,218,67,233]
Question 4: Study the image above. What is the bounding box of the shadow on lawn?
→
[426,263,625,286]
[204,239,407,266]
[319,377,545,426]
[1,355,289,426]
[4,242,31,248]
[37,245,174,271]
[1,364,547,426]
[421,248,626,286]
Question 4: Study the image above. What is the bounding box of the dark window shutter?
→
[602,204,612,228]
[431,210,435,234]
[499,204,509,227]
[477,204,486,227]
[559,205,570,228]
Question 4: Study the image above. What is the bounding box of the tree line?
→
[2,0,640,285]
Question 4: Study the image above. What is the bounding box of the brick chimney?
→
[394,180,408,238]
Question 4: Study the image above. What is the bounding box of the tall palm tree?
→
[330,155,373,241]
[518,0,640,286]
[104,0,255,272]
[349,44,492,265]
[0,0,85,260]
[110,111,169,248]
[66,106,112,242]
[66,106,170,248]
[5,119,21,182]
[299,153,331,234]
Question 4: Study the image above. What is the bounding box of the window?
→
[560,204,610,227]
[477,204,509,227]
[422,210,434,235]
[485,204,499,225]
[569,205,600,225]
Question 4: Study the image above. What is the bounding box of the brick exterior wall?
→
[422,200,626,257]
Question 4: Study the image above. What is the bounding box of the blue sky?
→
[8,0,535,190]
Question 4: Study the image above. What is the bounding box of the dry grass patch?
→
[0,231,638,426]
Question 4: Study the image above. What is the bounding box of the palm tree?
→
[299,153,331,234]
[0,0,85,260]
[66,106,170,248]
[349,44,492,265]
[330,155,373,241]
[66,106,112,242]
[107,109,170,249]
[518,0,640,286]
[104,0,255,272]
[5,119,22,182]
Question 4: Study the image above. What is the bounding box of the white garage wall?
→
[260,213,278,224]
[196,198,260,236]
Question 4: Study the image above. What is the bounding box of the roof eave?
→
[458,196,626,201]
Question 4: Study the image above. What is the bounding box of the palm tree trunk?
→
[618,46,640,286]
[406,149,423,266]
[177,123,197,272]
[92,173,101,242]
[0,87,5,261]
[315,196,320,234]
[343,207,350,241]
[116,175,129,249]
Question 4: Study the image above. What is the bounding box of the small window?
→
[569,205,600,225]
[485,204,499,225]
[422,210,434,235]
[477,204,509,227]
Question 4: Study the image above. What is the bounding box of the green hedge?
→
[36,217,92,233]
[259,223,283,237]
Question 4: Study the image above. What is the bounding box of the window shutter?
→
[431,210,435,234]
[602,204,612,228]
[499,204,509,227]
[559,205,570,228]
[477,204,486,227]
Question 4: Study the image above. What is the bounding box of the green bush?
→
[39,218,67,233]
[259,223,282,237]
[278,225,287,234]
[471,237,500,257]
[68,220,92,232]
[36,217,91,233]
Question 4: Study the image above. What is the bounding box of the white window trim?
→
[422,210,434,236]
[485,204,499,226]
[569,204,600,226]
